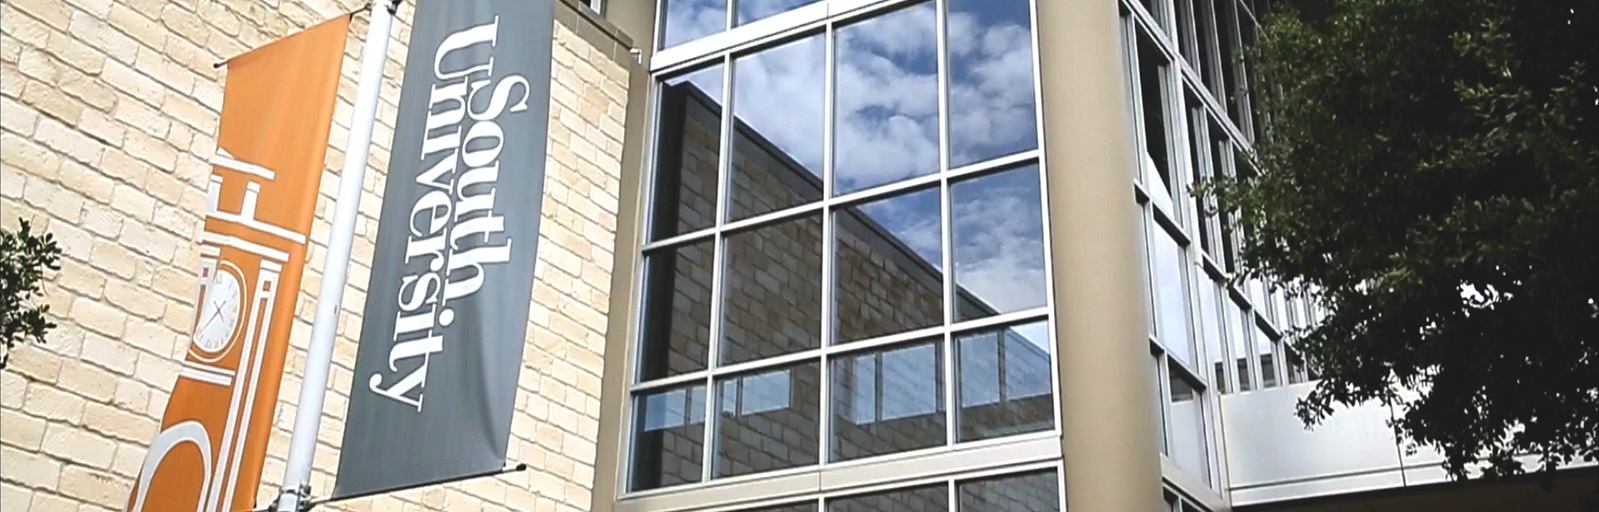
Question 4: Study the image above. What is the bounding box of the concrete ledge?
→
[556,0,639,69]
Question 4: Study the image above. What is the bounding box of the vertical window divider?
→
[996,330,1009,403]
[819,19,838,469]
[1025,0,1065,439]
[942,223,957,446]
[1123,15,1147,190]
[701,53,736,484]
[874,352,886,424]
[936,0,958,449]
[653,0,667,53]
[1154,350,1169,454]
[619,73,670,495]
[1199,0,1223,101]
[946,478,958,512]
[1164,64,1187,230]
[1056,461,1069,511]
[1165,0,1179,40]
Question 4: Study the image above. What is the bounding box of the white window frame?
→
[619,0,1063,509]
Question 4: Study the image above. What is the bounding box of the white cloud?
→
[673,64,724,102]
[733,35,828,174]
[834,4,940,192]
[663,0,727,48]
[683,2,1047,323]
[852,166,1047,328]
[715,0,1039,190]
[951,168,1047,315]
[858,189,943,267]
[738,0,821,25]
[948,10,1039,167]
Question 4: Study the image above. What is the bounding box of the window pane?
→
[1214,0,1244,126]
[721,215,823,364]
[1287,346,1308,384]
[1140,215,1159,337]
[1188,104,1219,257]
[651,65,725,241]
[831,340,945,461]
[662,0,727,49]
[1153,353,1167,454]
[1150,226,1195,367]
[1291,294,1310,330]
[1210,135,1238,273]
[1176,0,1202,70]
[1196,0,1223,97]
[828,484,948,512]
[957,321,1053,441]
[715,362,821,477]
[834,2,940,194]
[1241,12,1262,139]
[1254,323,1278,388]
[1168,367,1211,485]
[631,385,706,490]
[639,240,715,380]
[836,187,944,343]
[735,0,822,26]
[1274,288,1293,331]
[953,166,1047,321]
[958,470,1061,512]
[1247,276,1268,318]
[729,34,826,221]
[948,0,1039,167]
[1137,30,1175,198]
[1225,296,1252,391]
[1195,276,1228,393]
[1137,0,1164,31]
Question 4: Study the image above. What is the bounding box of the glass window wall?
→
[631,0,1053,497]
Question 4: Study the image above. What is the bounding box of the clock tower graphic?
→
[130,152,303,512]
[126,16,349,512]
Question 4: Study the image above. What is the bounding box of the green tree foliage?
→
[1,220,62,370]
[1212,0,1598,478]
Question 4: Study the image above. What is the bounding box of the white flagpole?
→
[274,0,396,510]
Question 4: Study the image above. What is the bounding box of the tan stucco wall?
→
[1035,0,1166,509]
[0,0,638,509]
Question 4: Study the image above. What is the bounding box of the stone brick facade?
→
[0,0,636,510]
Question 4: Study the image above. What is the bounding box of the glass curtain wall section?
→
[1124,0,1320,506]
[1124,8,1218,494]
[628,0,1057,507]
[1124,0,1319,397]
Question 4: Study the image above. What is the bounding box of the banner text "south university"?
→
[369,17,531,410]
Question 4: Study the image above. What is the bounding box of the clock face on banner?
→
[194,265,244,355]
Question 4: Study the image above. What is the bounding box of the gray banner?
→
[335,0,553,498]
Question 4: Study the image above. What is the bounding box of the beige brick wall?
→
[0,0,636,510]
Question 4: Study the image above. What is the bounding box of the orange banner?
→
[127,15,350,512]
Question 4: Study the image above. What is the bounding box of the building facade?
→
[1,0,1593,511]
